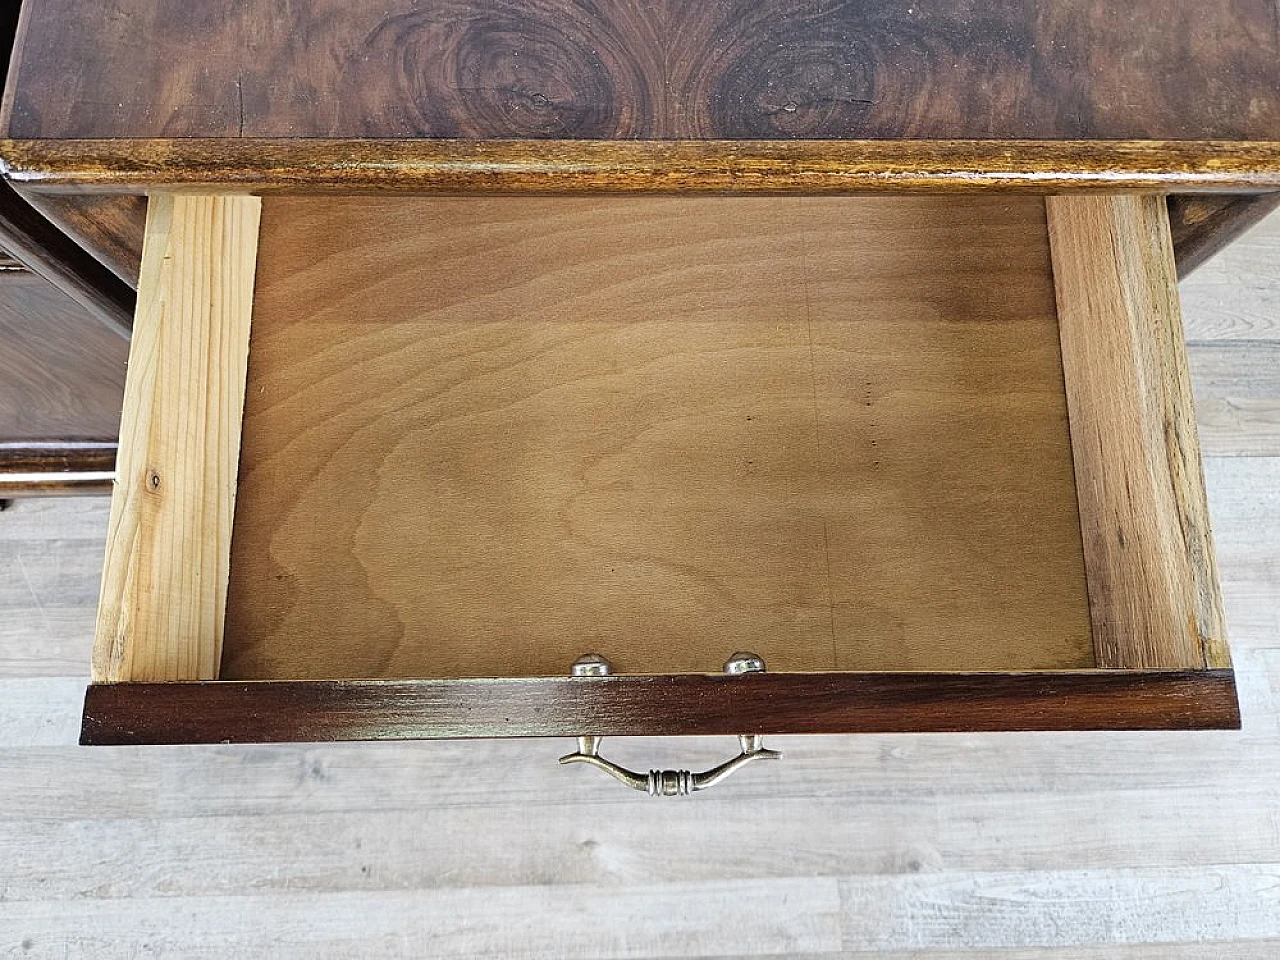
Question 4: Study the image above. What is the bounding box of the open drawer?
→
[81,192,1237,752]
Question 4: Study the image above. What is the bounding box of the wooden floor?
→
[2,213,1279,958]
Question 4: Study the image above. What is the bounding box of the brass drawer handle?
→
[560,732,781,796]
[558,652,782,796]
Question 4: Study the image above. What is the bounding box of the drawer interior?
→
[223,196,1093,679]
[83,188,1236,741]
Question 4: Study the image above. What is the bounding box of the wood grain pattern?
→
[1189,343,1280,458]
[0,440,115,496]
[93,195,260,682]
[1169,194,1280,278]
[2,867,1280,959]
[0,876,844,957]
[0,497,107,678]
[6,0,1279,142]
[0,441,115,473]
[16,191,146,287]
[1179,211,1280,342]
[79,670,1240,744]
[1047,195,1226,670]
[11,692,1280,893]
[6,0,1278,285]
[0,177,134,332]
[838,866,1280,953]
[223,194,1093,680]
[0,272,126,448]
[0,474,111,497]
[6,138,1280,195]
[0,189,1261,300]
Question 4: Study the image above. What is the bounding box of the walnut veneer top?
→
[4,0,1279,143]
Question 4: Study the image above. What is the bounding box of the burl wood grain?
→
[222,195,1093,680]
[6,1,1277,286]
[6,0,1278,141]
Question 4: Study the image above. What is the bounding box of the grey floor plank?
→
[0,496,109,541]
[1,782,1279,902]
[838,865,1280,951]
[636,946,1280,960]
[1,879,843,960]
[1180,212,1280,342]
[1190,342,1280,456]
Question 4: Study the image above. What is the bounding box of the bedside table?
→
[4,1,1275,792]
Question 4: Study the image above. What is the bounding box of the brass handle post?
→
[558,652,781,796]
